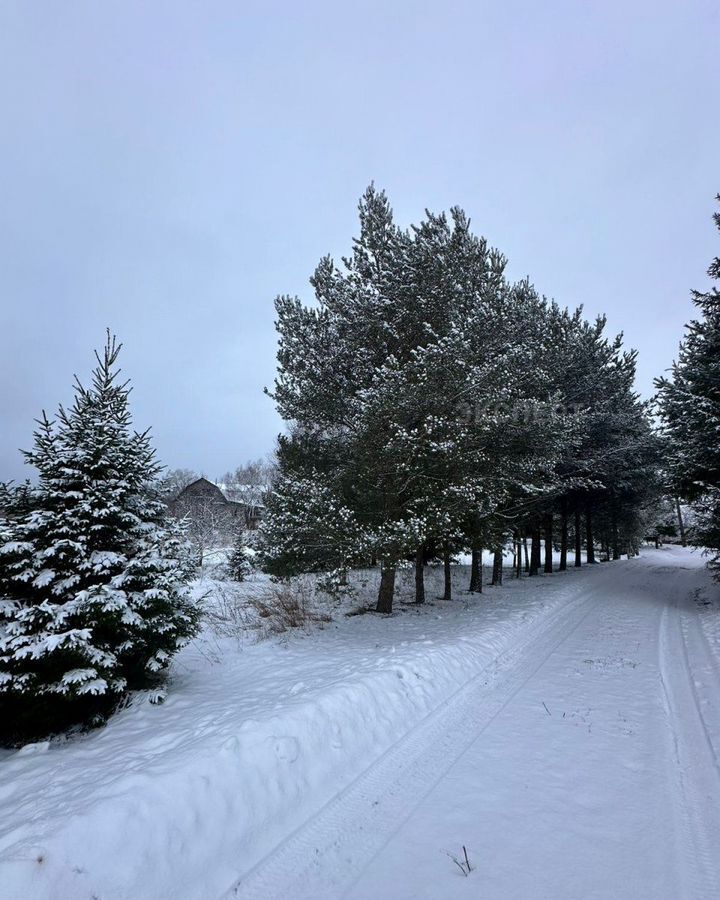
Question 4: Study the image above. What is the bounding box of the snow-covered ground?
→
[1,547,718,899]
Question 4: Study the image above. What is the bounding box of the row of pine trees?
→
[1,189,718,743]
[261,186,661,612]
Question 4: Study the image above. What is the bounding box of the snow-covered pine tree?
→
[461,284,579,580]
[0,334,199,744]
[539,308,658,566]
[267,188,576,610]
[641,496,680,549]
[266,189,494,610]
[260,445,368,580]
[266,185,660,607]
[267,187,419,609]
[656,195,720,575]
[228,527,254,581]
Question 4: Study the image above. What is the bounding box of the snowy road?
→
[2,549,718,900]
[227,551,720,900]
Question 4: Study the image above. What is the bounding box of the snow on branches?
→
[0,334,200,743]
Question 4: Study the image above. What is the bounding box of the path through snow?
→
[228,548,720,900]
[1,547,718,900]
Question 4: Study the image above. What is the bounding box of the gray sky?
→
[1,0,718,483]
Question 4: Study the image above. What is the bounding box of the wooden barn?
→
[168,478,264,529]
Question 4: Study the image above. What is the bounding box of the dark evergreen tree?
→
[264,186,658,608]
[656,196,720,576]
[266,188,565,610]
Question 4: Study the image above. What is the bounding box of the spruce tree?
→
[0,334,199,744]
[656,195,720,574]
[228,528,254,581]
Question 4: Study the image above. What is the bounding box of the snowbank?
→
[1,564,606,900]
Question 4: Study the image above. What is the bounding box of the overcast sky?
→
[0,0,718,482]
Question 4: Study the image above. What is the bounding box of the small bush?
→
[250,577,331,636]
[203,582,255,640]
[203,575,332,641]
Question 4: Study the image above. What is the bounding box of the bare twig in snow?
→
[445,846,473,876]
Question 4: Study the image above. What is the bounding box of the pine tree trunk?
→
[675,497,687,547]
[523,534,530,572]
[574,506,582,567]
[529,528,541,576]
[544,514,553,573]
[443,545,452,601]
[414,545,425,604]
[469,546,482,593]
[515,533,522,578]
[376,561,396,613]
[586,502,596,563]
[492,547,503,585]
[611,499,620,560]
[559,500,568,571]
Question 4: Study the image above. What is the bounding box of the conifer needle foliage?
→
[0,334,199,743]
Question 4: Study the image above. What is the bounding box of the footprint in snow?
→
[331,724,343,750]
[271,735,300,763]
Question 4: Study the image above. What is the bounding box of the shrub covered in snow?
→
[228,527,255,581]
[0,334,200,745]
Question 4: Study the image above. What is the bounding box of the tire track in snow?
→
[658,594,720,900]
[221,584,602,900]
[683,592,720,771]
[680,605,720,774]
